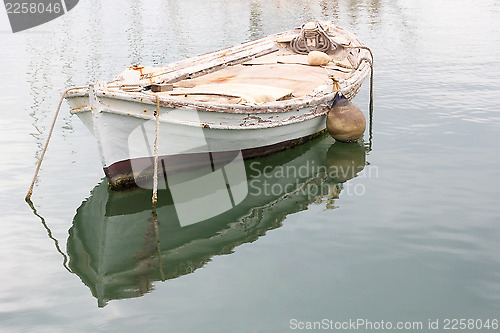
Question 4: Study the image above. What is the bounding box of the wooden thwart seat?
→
[168,83,294,104]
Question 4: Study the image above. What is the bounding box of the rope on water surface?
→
[25,87,79,201]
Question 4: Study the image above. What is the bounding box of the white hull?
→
[76,84,329,163]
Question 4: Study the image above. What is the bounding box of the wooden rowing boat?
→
[64,21,372,189]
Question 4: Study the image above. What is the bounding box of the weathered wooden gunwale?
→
[66,23,371,115]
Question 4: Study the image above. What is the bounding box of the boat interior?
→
[161,48,354,105]
[104,22,368,106]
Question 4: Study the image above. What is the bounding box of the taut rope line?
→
[152,95,160,211]
[25,87,78,201]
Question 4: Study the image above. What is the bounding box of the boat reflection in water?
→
[67,135,368,307]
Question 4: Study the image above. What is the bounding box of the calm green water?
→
[1,0,500,332]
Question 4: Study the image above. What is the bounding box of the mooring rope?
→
[367,51,374,150]
[151,95,165,281]
[346,45,374,150]
[291,22,333,54]
[152,95,160,211]
[25,87,79,201]
[331,44,374,150]
[290,22,374,116]
[347,45,373,150]
[339,45,373,113]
